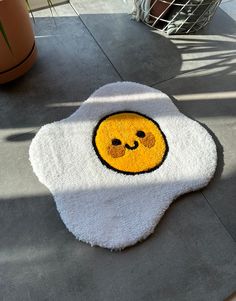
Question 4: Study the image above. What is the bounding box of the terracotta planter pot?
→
[0,0,37,84]
[150,0,173,19]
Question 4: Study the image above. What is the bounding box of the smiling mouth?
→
[125,141,139,150]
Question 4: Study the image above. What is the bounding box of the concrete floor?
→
[0,1,236,300]
[221,0,236,21]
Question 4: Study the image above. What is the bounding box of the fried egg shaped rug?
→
[29,82,217,250]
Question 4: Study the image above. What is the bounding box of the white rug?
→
[29,82,217,250]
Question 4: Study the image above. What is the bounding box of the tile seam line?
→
[150,74,181,87]
[201,190,236,243]
[68,1,123,81]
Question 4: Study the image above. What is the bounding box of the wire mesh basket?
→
[138,0,222,34]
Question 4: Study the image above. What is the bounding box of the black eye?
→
[112,138,122,146]
[136,131,145,138]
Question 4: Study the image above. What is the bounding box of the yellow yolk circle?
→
[93,111,168,174]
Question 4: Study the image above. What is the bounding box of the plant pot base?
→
[0,43,37,84]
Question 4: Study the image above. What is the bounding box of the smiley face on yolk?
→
[93,111,168,175]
